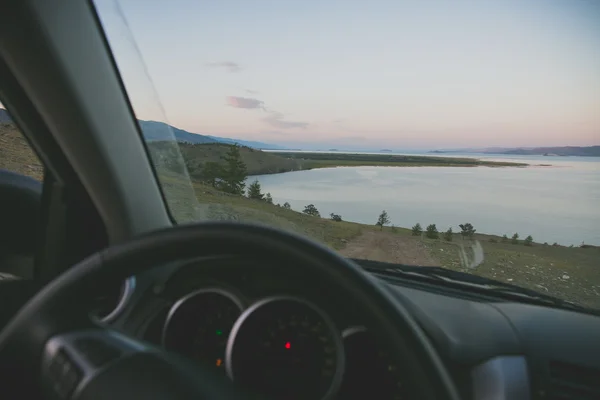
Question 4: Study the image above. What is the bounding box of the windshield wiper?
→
[352,259,592,314]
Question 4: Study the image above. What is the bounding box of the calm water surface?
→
[251,154,600,246]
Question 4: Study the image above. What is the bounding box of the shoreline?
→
[268,151,529,173]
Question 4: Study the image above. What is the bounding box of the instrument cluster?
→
[156,286,408,399]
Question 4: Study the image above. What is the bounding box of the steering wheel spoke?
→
[41,328,150,400]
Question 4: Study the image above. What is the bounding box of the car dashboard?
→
[95,256,600,400]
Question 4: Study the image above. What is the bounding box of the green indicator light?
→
[216,329,223,336]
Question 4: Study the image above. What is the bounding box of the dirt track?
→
[339,231,439,266]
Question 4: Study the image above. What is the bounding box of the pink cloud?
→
[226,96,265,109]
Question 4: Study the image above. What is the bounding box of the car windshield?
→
[93,0,600,312]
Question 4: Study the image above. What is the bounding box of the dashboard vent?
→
[547,361,600,400]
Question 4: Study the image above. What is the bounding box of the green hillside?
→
[147,141,528,182]
[3,122,598,310]
[146,141,303,177]
[275,151,529,168]
[159,168,600,310]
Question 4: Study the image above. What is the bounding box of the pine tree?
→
[426,224,439,239]
[247,180,263,200]
[201,161,222,187]
[412,223,422,236]
[511,233,519,244]
[220,145,247,195]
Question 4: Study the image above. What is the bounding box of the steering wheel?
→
[0,223,460,400]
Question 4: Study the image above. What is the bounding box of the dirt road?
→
[339,231,439,266]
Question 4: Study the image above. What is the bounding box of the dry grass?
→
[0,123,43,181]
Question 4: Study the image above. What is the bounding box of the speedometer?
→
[226,296,344,400]
[162,288,243,372]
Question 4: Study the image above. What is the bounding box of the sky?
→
[95,0,600,149]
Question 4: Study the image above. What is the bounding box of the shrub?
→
[459,223,476,238]
[283,202,291,209]
[524,235,533,246]
[330,213,342,222]
[303,204,320,217]
[246,179,264,200]
[444,227,453,241]
[511,233,519,244]
[391,225,398,233]
[502,234,508,243]
[411,223,422,236]
[489,238,498,243]
[375,210,390,230]
[425,224,439,239]
[264,193,273,204]
[552,242,559,247]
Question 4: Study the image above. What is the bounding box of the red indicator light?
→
[285,342,291,349]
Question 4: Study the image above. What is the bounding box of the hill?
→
[146,141,302,177]
[499,146,600,157]
[139,120,284,149]
[147,142,528,182]
[138,120,217,144]
[431,146,600,157]
[275,151,528,168]
[2,112,280,149]
[206,135,286,150]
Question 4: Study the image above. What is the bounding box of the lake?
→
[250,154,600,246]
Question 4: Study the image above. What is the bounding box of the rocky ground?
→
[340,229,600,310]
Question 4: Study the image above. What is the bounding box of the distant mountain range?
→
[137,120,286,149]
[3,108,598,154]
[431,146,600,157]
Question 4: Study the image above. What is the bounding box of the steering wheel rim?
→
[0,222,460,400]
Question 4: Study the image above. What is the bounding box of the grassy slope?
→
[0,123,43,180]
[423,235,600,309]
[158,170,366,249]
[3,124,596,308]
[148,141,303,176]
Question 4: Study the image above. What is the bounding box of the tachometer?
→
[226,296,344,400]
[162,288,243,372]
[338,327,409,400]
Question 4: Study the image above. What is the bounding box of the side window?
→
[0,105,44,278]
[0,107,43,181]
